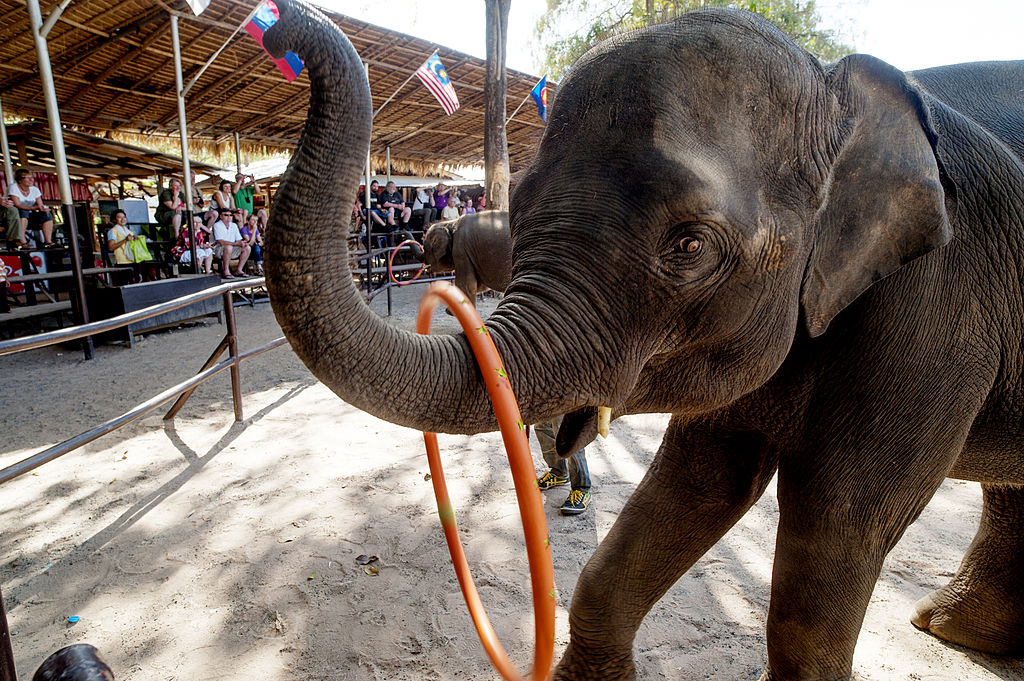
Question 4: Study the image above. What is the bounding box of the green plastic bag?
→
[126,237,153,263]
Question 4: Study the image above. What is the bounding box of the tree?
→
[535,0,855,80]
[485,0,512,212]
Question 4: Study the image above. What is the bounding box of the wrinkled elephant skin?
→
[261,2,1024,679]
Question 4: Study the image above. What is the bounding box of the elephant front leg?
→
[554,416,778,681]
[765,447,960,679]
[912,483,1024,654]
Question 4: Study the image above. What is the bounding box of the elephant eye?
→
[678,236,702,254]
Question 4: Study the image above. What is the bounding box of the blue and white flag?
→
[415,51,460,115]
[530,75,548,121]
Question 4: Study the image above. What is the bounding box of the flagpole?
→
[373,68,420,120]
[182,2,262,97]
[505,88,533,127]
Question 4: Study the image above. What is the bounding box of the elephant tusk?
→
[597,406,612,438]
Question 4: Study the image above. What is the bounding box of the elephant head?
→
[421,221,456,273]
[262,2,949,448]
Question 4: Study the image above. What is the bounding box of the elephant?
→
[262,2,1024,679]
[420,211,511,307]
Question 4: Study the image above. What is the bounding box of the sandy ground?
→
[1,283,1022,681]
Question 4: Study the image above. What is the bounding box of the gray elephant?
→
[263,2,1024,679]
[420,211,511,306]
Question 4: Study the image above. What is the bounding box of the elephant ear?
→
[801,54,951,338]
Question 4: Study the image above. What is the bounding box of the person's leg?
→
[5,207,23,246]
[40,213,54,245]
[535,418,570,484]
[401,205,412,226]
[172,213,182,239]
[235,244,250,274]
[221,243,234,276]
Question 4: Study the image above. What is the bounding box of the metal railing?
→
[0,277,286,485]
[1,277,289,681]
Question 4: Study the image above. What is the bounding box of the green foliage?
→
[535,0,854,80]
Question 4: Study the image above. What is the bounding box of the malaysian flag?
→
[415,51,460,115]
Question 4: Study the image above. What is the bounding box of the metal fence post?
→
[223,291,243,421]
[0,585,17,681]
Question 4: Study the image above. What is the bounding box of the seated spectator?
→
[240,212,264,276]
[378,181,412,230]
[1,195,25,249]
[357,180,388,231]
[172,216,214,274]
[9,168,55,247]
[464,197,476,215]
[106,209,136,265]
[411,186,437,229]
[212,207,250,278]
[212,179,235,212]
[155,177,187,239]
[476,194,487,211]
[441,197,460,221]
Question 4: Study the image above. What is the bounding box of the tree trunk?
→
[484,0,511,211]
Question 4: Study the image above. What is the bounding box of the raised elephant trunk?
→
[260,0,604,434]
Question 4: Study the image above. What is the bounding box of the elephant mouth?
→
[555,406,611,456]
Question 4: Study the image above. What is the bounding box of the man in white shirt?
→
[213,208,250,278]
[411,186,437,230]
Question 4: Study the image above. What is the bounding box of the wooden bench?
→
[0,300,71,325]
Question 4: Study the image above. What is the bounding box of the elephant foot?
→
[552,642,635,681]
[911,587,1024,655]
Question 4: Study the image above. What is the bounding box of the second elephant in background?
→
[421,211,510,306]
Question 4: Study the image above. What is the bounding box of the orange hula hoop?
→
[416,282,555,681]
[388,239,426,286]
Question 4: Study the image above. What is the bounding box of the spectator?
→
[476,194,487,211]
[172,216,214,274]
[534,416,592,515]
[233,173,256,225]
[8,168,55,247]
[1,195,25,249]
[155,177,187,239]
[240,212,264,276]
[189,170,205,212]
[212,179,235,212]
[441,197,460,221]
[106,209,135,265]
[433,182,452,212]
[411,186,437,229]
[378,181,411,230]
[464,196,476,215]
[212,207,250,278]
[357,180,387,230]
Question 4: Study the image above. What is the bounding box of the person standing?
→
[232,173,256,225]
[535,416,592,515]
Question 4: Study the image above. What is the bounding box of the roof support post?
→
[385,146,391,184]
[171,13,198,270]
[234,132,242,175]
[0,100,13,187]
[26,0,93,360]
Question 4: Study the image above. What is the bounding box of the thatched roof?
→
[0,0,552,176]
[4,121,226,178]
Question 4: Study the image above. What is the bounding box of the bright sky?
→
[314,0,1024,76]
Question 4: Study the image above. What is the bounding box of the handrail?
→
[0,277,267,357]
